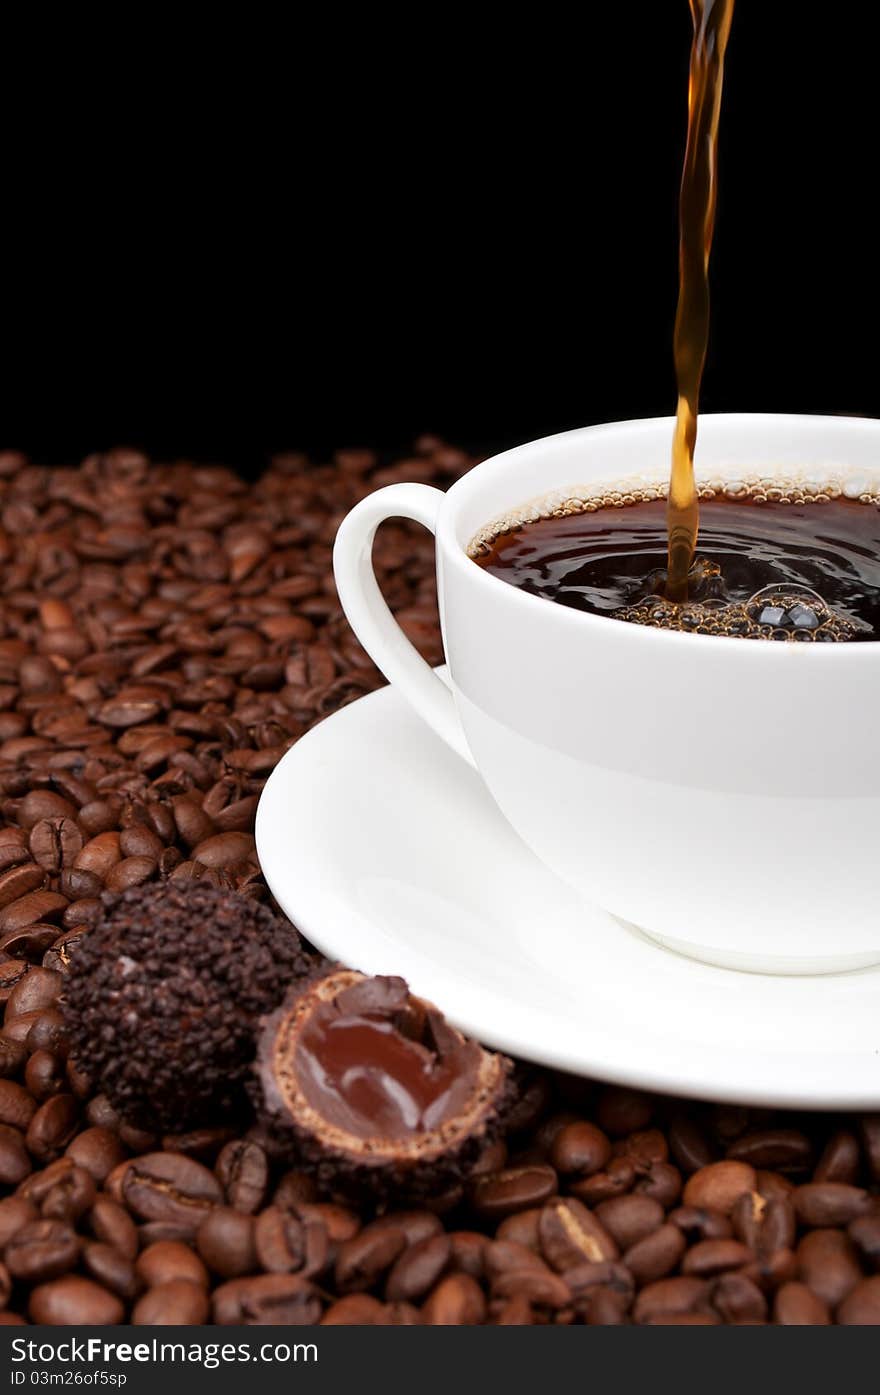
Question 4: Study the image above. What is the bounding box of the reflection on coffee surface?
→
[470,483,880,641]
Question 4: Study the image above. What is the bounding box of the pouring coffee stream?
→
[666,0,735,601]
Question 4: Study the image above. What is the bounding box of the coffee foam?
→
[466,466,880,558]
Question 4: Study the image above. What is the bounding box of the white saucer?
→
[256,674,880,1111]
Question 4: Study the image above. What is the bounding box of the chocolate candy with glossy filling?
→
[254,969,514,1202]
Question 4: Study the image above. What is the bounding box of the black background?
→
[2,7,875,473]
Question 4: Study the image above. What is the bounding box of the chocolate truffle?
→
[62,882,314,1131]
[254,968,514,1201]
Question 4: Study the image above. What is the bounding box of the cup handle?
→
[333,483,475,765]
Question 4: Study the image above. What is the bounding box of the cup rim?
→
[437,411,880,660]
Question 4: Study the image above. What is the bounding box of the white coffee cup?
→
[333,414,880,975]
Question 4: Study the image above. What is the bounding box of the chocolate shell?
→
[254,968,514,1202]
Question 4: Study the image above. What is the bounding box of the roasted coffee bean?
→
[386,1234,452,1301]
[65,1126,125,1184]
[58,868,103,900]
[384,1299,424,1324]
[2,922,61,960]
[77,802,121,837]
[0,1128,32,1188]
[814,1130,861,1185]
[0,890,67,933]
[488,1288,538,1322]
[668,1206,733,1242]
[29,818,83,872]
[26,1009,66,1054]
[117,1123,156,1153]
[25,1049,65,1101]
[83,1242,142,1300]
[212,1273,322,1325]
[848,1215,880,1271]
[773,1280,831,1325]
[216,1139,268,1214]
[254,1206,326,1276]
[448,1231,487,1280]
[595,1087,655,1138]
[422,1273,487,1325]
[89,1196,139,1260]
[471,1165,558,1218]
[633,1277,709,1324]
[367,1211,442,1248]
[731,1191,795,1252]
[197,1208,257,1278]
[710,1272,768,1324]
[668,1114,715,1175]
[596,1195,664,1250]
[0,1194,36,1247]
[582,1286,631,1326]
[30,1274,124,1325]
[538,1197,618,1271]
[335,1224,406,1293]
[0,1032,27,1078]
[797,1228,862,1309]
[321,1294,387,1325]
[495,1209,541,1252]
[135,1240,209,1289]
[569,1155,636,1205]
[683,1161,757,1215]
[26,1093,79,1160]
[118,824,164,860]
[296,1202,360,1246]
[492,1266,571,1310]
[133,1279,210,1325]
[191,832,255,869]
[614,1128,668,1168]
[139,1221,198,1246]
[837,1276,880,1325]
[550,1121,611,1177]
[741,1246,798,1293]
[37,1164,96,1222]
[74,833,121,880]
[4,965,60,1020]
[0,863,46,910]
[624,1224,687,1284]
[5,1219,79,1282]
[16,791,78,832]
[0,830,29,872]
[726,1129,812,1173]
[793,1183,871,1227]
[534,1112,581,1155]
[122,1152,222,1231]
[633,1161,683,1208]
[0,962,30,1008]
[485,1240,547,1282]
[561,1259,635,1306]
[682,1239,754,1276]
[0,1078,37,1130]
[104,855,157,892]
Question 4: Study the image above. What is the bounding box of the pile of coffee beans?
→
[1,444,879,1325]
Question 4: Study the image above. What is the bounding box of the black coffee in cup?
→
[470,482,880,641]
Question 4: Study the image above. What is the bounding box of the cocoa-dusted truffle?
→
[254,968,514,1202]
[63,882,314,1132]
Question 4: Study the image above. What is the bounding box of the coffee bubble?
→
[615,581,860,641]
